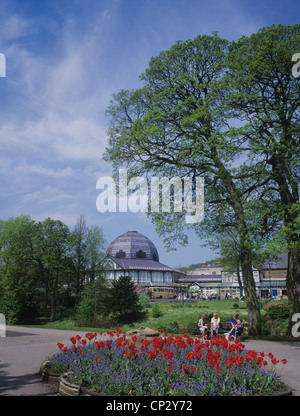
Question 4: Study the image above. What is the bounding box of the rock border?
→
[39,359,61,384]
[58,373,81,396]
[256,386,293,396]
[55,371,293,397]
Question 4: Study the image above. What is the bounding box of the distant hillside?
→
[177,258,222,271]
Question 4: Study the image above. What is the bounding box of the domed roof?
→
[107,230,159,262]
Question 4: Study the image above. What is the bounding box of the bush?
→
[104,275,143,323]
[76,278,108,322]
[185,320,199,335]
[163,321,180,334]
[268,305,290,321]
[138,293,151,310]
[261,320,271,336]
[151,303,163,318]
[233,303,239,309]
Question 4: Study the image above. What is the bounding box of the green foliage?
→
[138,292,151,310]
[0,290,20,324]
[76,277,108,323]
[163,321,180,334]
[104,275,143,323]
[151,303,163,318]
[185,320,199,336]
[268,305,290,321]
[260,320,271,336]
[104,23,300,336]
[0,215,107,324]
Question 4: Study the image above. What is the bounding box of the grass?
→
[21,299,300,342]
[22,299,249,334]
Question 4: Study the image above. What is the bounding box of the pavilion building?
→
[106,230,183,293]
[106,231,287,300]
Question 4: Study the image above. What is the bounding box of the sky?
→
[0,0,298,268]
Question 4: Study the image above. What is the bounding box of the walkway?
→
[0,326,299,396]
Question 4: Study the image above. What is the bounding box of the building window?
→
[223,273,239,282]
[152,272,163,282]
[116,250,126,258]
[140,271,150,282]
[164,272,172,282]
[231,288,240,298]
[129,271,138,282]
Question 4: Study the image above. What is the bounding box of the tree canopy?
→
[104,24,300,335]
[0,215,107,323]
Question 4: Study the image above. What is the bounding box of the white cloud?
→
[23,186,73,204]
[15,162,76,178]
[0,11,35,42]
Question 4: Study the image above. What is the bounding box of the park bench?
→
[200,321,243,338]
[196,321,232,337]
[219,321,233,334]
[220,320,245,340]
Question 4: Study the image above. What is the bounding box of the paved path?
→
[0,326,299,396]
[0,326,90,396]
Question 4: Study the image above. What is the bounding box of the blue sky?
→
[0,0,299,268]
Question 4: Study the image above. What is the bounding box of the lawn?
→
[28,299,251,335]
[22,298,297,341]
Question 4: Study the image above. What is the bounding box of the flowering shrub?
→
[48,329,287,396]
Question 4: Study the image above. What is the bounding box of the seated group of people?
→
[198,313,244,340]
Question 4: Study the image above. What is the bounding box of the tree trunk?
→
[50,274,58,322]
[236,261,243,298]
[270,157,300,336]
[286,246,300,336]
[240,245,261,335]
[50,289,56,322]
[214,154,261,335]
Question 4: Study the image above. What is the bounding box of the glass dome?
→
[107,230,159,262]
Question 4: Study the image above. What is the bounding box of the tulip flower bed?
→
[47,329,288,396]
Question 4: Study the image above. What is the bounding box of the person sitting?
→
[210,313,220,337]
[198,314,209,338]
[228,313,244,340]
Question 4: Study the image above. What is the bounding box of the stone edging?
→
[58,373,81,396]
[39,360,61,384]
[40,359,293,397]
[55,371,293,397]
[256,386,293,396]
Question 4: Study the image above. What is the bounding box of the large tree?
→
[0,215,108,323]
[226,24,300,334]
[0,216,40,323]
[85,225,107,284]
[104,33,262,335]
[37,218,72,321]
[72,214,88,298]
[103,275,143,323]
